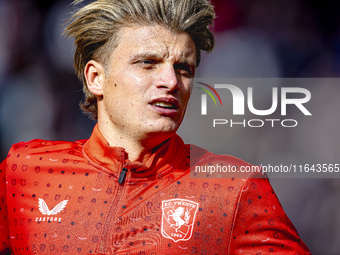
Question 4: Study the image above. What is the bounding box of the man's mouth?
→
[149,97,180,116]
[151,101,178,109]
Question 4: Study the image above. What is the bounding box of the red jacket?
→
[0,125,310,254]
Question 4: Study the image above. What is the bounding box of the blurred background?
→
[0,0,340,254]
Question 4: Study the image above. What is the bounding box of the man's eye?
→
[174,63,195,77]
[140,59,157,66]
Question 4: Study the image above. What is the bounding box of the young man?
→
[0,0,310,254]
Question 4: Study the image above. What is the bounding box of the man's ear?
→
[84,60,105,96]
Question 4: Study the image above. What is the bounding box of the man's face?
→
[97,25,196,142]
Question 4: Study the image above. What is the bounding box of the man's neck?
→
[97,123,171,163]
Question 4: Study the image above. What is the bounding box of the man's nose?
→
[156,64,179,91]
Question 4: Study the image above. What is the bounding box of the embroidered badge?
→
[161,199,199,242]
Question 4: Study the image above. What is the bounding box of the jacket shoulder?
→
[9,138,87,151]
[5,138,88,161]
[185,143,264,179]
[186,143,253,167]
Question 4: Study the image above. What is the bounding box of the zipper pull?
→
[118,167,128,184]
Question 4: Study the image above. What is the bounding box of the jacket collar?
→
[83,124,186,180]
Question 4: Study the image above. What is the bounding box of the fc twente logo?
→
[161,199,199,242]
[35,198,68,223]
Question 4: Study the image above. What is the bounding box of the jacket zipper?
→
[98,167,128,254]
[118,167,128,184]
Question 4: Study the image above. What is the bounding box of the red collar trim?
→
[83,124,186,179]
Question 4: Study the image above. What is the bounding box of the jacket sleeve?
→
[228,173,311,254]
[0,158,12,255]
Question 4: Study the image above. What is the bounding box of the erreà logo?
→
[35,198,68,223]
[161,199,199,243]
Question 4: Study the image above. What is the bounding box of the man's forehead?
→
[114,25,196,63]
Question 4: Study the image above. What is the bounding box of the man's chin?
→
[138,118,181,142]
[147,128,177,138]
[148,118,180,133]
[143,127,178,143]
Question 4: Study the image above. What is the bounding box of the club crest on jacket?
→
[161,199,199,242]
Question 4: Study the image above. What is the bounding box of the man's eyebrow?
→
[177,54,196,67]
[129,52,196,67]
[129,53,162,62]
[178,58,196,68]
